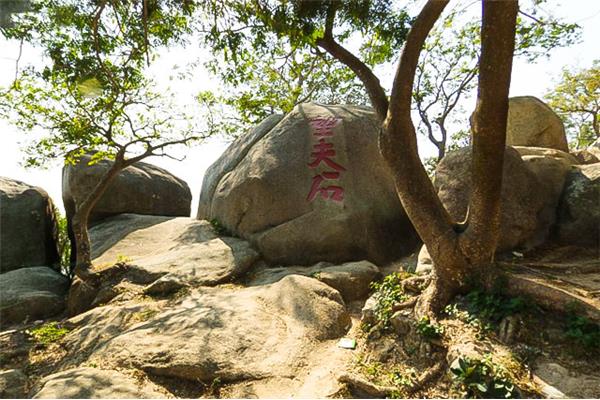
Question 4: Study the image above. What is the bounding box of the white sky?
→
[1,0,599,217]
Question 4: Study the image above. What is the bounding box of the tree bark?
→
[72,154,126,280]
[379,0,518,316]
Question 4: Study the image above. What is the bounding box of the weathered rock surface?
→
[0,267,69,327]
[32,368,164,399]
[0,177,59,273]
[572,149,599,164]
[506,96,569,151]
[198,103,418,265]
[533,361,600,399]
[556,163,600,247]
[76,275,349,383]
[0,369,28,398]
[247,260,381,302]
[415,245,433,275]
[90,214,259,287]
[62,154,191,226]
[435,146,549,251]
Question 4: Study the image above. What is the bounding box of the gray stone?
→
[434,146,548,251]
[533,361,600,399]
[506,96,568,151]
[198,103,418,266]
[32,368,164,399]
[0,267,69,327]
[0,369,28,398]
[0,177,59,273]
[62,154,191,226]
[556,163,600,247]
[416,245,433,275]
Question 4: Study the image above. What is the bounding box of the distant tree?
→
[546,60,599,148]
[414,4,580,163]
[1,0,205,280]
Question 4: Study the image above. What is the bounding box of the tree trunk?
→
[72,155,126,280]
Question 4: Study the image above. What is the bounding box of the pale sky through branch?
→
[1,0,599,217]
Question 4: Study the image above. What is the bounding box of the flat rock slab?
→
[0,267,69,327]
[85,275,350,383]
[501,246,600,323]
[32,368,164,398]
[533,361,600,398]
[90,214,260,288]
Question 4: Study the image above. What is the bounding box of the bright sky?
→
[1,0,599,217]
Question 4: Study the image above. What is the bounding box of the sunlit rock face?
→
[197,103,418,266]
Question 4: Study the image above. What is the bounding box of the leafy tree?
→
[1,0,205,280]
[201,0,519,316]
[546,60,600,148]
[414,5,580,163]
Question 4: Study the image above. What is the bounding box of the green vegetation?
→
[132,309,159,322]
[416,316,444,340]
[369,272,410,327]
[27,322,69,346]
[565,314,600,349]
[450,355,517,399]
[53,207,72,278]
[209,218,230,236]
[464,290,526,325]
[115,254,132,264]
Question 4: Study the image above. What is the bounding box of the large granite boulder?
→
[62,154,192,226]
[506,96,569,152]
[197,103,418,265]
[434,146,561,251]
[556,163,600,247]
[0,177,59,273]
[0,266,69,327]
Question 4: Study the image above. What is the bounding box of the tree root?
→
[391,297,418,313]
[401,275,430,294]
[338,373,397,398]
[405,361,447,396]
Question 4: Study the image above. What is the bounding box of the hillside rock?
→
[74,275,349,383]
[0,267,69,327]
[0,177,59,273]
[198,103,418,265]
[434,146,551,251]
[0,369,28,398]
[32,368,164,399]
[506,96,568,151]
[62,154,191,226]
[556,163,600,247]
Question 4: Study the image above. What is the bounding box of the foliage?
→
[27,322,69,345]
[54,208,72,278]
[209,218,230,236]
[450,355,518,399]
[545,60,600,148]
[369,272,410,327]
[464,290,526,326]
[416,316,444,339]
[565,314,600,349]
[414,4,580,160]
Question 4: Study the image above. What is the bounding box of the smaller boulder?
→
[506,96,568,151]
[556,163,600,247]
[314,261,381,302]
[0,177,59,273]
[0,267,69,327]
[0,369,28,398]
[415,245,433,275]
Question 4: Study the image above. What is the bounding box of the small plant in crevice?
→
[565,314,600,349]
[27,322,69,346]
[369,272,410,328]
[450,355,518,399]
[416,316,444,339]
[464,290,526,325]
[116,254,132,264]
[209,218,230,236]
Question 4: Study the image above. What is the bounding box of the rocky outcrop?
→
[69,275,349,384]
[0,369,28,398]
[0,267,69,326]
[32,368,165,398]
[556,163,600,247]
[198,103,418,265]
[435,146,556,251]
[62,154,192,226]
[0,177,59,273]
[506,96,569,152]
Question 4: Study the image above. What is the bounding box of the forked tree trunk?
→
[72,155,126,280]
[379,0,519,316]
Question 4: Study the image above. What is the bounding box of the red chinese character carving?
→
[309,117,341,137]
[307,174,344,202]
[308,139,346,171]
